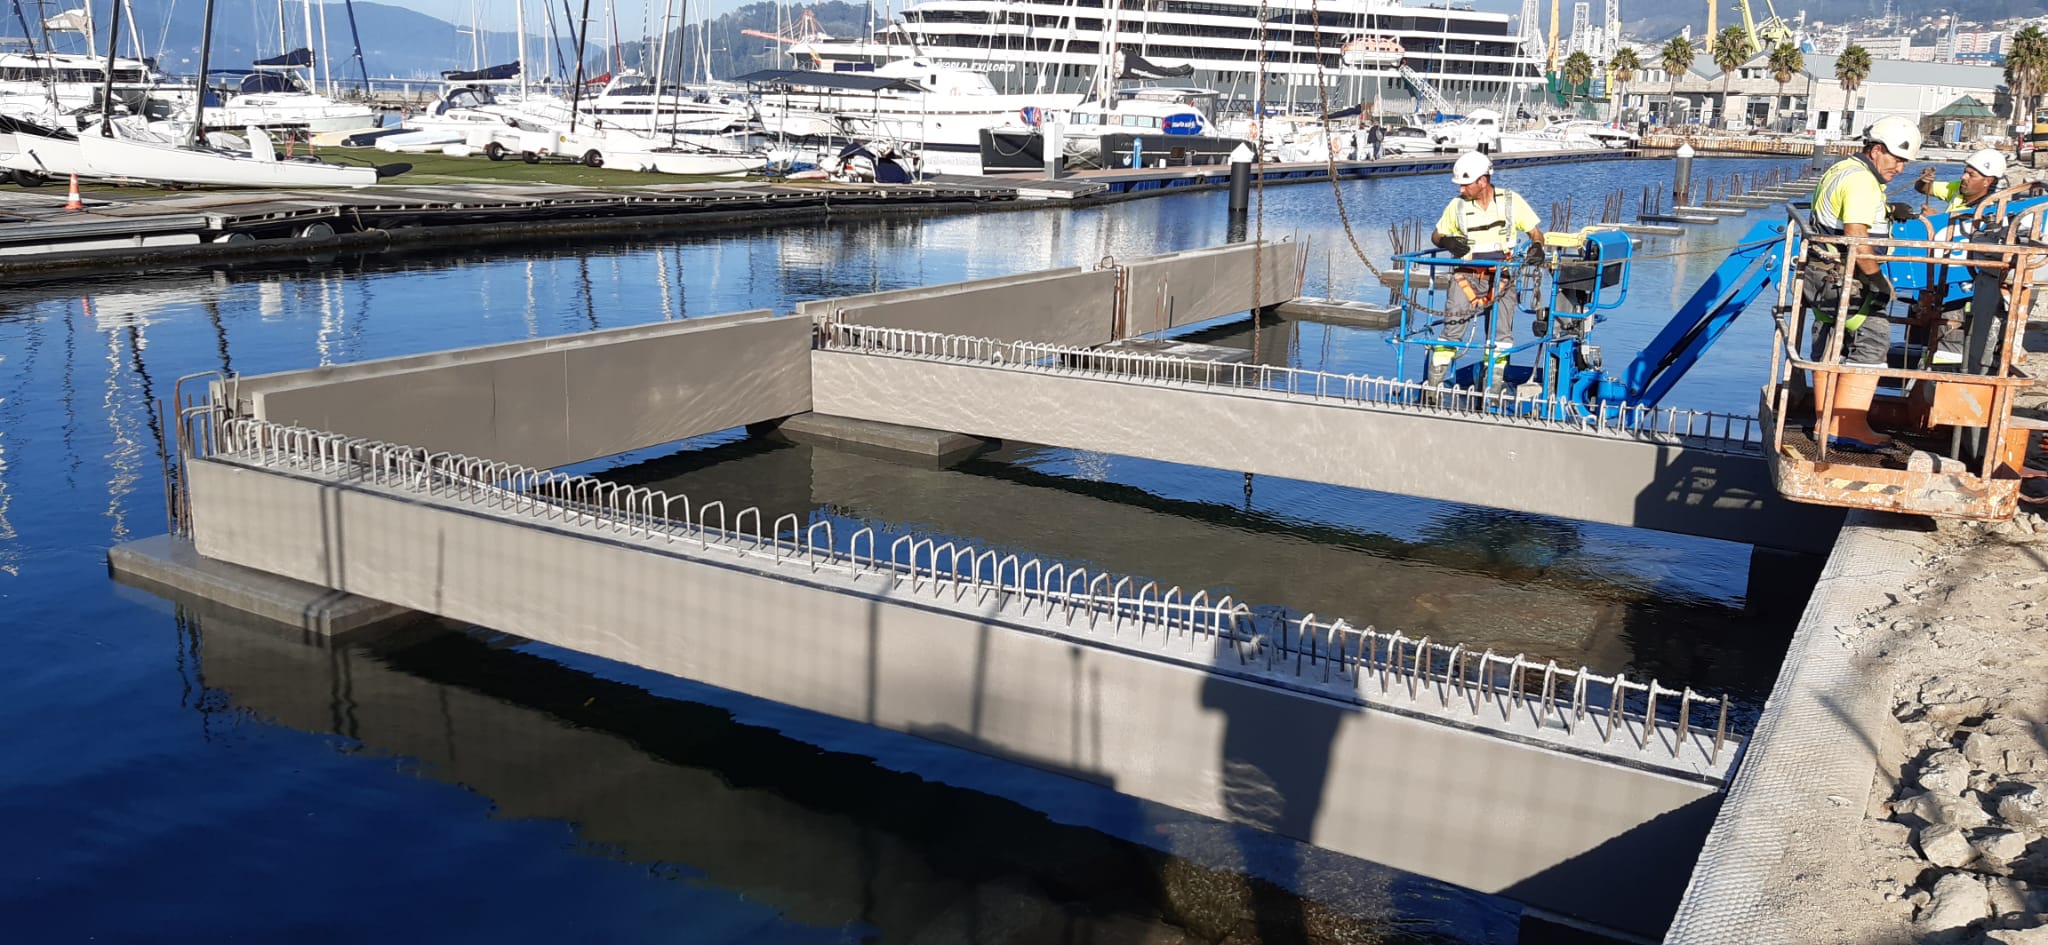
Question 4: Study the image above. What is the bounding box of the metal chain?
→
[1251,0,1270,360]
[1300,0,1485,319]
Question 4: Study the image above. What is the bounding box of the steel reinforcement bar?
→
[818,322,1766,452]
[183,406,1735,770]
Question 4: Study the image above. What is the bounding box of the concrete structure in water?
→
[120,242,1866,939]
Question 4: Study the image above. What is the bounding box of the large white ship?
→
[784,0,1544,110]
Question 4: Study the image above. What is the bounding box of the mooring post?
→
[1043,120,1063,180]
[1674,142,1694,207]
[1228,142,1253,214]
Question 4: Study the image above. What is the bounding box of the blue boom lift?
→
[1388,186,2048,520]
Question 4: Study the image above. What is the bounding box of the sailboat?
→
[76,0,388,186]
[199,48,378,134]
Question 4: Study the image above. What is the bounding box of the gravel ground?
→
[1756,307,2048,945]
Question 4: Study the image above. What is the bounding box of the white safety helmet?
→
[1862,115,1923,161]
[1452,150,1493,184]
[1965,148,2007,179]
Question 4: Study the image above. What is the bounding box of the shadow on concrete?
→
[1201,670,1352,945]
[1631,442,1847,555]
[1497,792,1726,941]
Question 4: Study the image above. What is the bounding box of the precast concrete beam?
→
[228,310,812,471]
[185,454,1727,937]
[808,351,1845,554]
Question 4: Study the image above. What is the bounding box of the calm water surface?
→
[0,157,1806,942]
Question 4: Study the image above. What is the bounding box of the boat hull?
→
[79,133,378,187]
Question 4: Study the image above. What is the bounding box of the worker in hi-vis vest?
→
[1428,151,1547,391]
[1804,115,1921,451]
[1911,148,2006,368]
[1914,147,2004,216]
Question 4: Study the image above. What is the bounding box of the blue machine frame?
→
[1387,189,2048,426]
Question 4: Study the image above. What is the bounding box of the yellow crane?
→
[1736,0,1798,51]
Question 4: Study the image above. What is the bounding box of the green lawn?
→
[70,146,748,196]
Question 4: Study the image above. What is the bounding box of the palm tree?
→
[1767,42,1805,131]
[1563,50,1595,108]
[1659,36,1695,126]
[1711,26,1754,129]
[1835,44,1871,132]
[2006,26,2048,133]
[1610,47,1642,123]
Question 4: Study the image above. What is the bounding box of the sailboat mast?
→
[316,0,333,94]
[299,0,317,89]
[188,0,216,144]
[120,0,142,74]
[568,0,591,132]
[515,0,529,99]
[97,0,129,136]
[8,2,32,58]
[651,0,673,141]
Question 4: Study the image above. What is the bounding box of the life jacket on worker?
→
[1440,187,1536,306]
[1442,187,1536,261]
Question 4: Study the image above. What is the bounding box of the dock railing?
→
[820,321,1766,451]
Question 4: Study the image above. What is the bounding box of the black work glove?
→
[1886,202,1918,223]
[1432,232,1470,257]
[1854,267,1896,307]
[1523,243,1547,268]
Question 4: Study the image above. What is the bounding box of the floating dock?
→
[0,148,1643,275]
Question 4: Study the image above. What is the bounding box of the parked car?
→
[1382,125,1435,154]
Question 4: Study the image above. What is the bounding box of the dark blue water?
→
[0,157,1805,942]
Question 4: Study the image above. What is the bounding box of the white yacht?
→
[785,0,1545,106]
[747,58,1084,156]
[198,51,377,135]
[563,72,758,136]
[980,85,1247,171]
[0,50,157,115]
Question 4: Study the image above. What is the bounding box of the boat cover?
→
[253,48,314,68]
[1116,49,1194,79]
[442,62,520,81]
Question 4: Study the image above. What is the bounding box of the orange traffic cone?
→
[63,173,81,211]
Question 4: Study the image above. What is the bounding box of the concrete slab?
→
[1666,511,1922,943]
[108,533,414,638]
[1613,223,1685,237]
[1639,213,1720,225]
[1270,297,1400,329]
[766,412,997,464]
[1671,205,1748,217]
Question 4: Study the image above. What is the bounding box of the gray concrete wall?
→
[808,352,1843,554]
[230,311,810,470]
[1120,241,1304,336]
[792,268,1085,322]
[826,269,1120,348]
[186,457,1720,936]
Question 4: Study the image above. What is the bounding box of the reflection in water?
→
[182,608,1512,944]
[100,317,142,541]
[0,160,1808,941]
